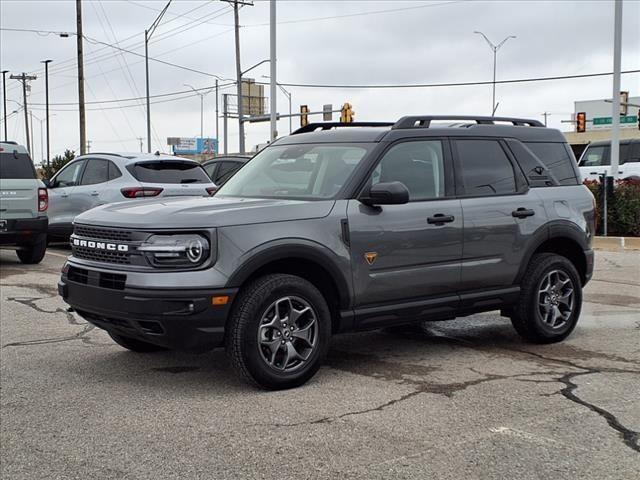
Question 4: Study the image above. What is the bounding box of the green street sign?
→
[592,115,638,125]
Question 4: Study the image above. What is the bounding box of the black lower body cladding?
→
[59,270,238,352]
[0,216,47,246]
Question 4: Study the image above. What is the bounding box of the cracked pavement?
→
[1,247,639,479]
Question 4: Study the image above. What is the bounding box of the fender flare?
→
[515,220,589,284]
[226,239,352,309]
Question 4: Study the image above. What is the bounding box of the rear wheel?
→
[226,274,331,390]
[16,235,47,264]
[511,253,582,343]
[108,332,167,353]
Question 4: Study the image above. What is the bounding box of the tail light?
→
[206,186,217,196]
[38,188,48,212]
[120,187,163,198]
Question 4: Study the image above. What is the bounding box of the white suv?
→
[578,139,640,181]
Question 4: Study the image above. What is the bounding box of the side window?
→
[523,142,579,185]
[108,161,122,180]
[580,146,609,167]
[80,159,109,186]
[52,160,85,188]
[215,161,242,186]
[455,140,516,196]
[203,162,218,180]
[370,140,446,201]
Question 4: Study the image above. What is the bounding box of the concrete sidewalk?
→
[593,236,640,251]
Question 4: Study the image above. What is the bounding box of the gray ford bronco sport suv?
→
[59,116,595,389]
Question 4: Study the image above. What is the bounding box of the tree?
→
[41,149,75,179]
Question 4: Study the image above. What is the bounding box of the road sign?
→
[323,104,333,121]
[592,115,638,125]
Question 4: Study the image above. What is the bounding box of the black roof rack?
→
[292,122,394,135]
[392,116,544,129]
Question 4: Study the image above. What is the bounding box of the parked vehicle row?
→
[58,116,596,390]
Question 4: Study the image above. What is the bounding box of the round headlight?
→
[186,238,204,263]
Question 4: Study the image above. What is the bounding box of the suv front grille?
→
[74,225,133,242]
[73,246,131,265]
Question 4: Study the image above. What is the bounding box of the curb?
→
[593,236,640,251]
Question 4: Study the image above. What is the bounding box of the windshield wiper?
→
[180,178,199,184]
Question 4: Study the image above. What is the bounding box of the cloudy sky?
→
[1,0,639,161]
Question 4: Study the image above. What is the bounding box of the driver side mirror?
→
[360,181,410,206]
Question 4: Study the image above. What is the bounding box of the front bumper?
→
[59,266,237,352]
[0,216,48,246]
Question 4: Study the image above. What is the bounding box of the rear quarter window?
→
[523,142,579,185]
[126,161,211,184]
[0,152,36,179]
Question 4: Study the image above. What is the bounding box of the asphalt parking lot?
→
[1,246,638,479]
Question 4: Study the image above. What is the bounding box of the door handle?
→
[427,214,455,225]
[91,191,99,196]
[512,208,535,218]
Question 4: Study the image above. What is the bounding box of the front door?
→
[47,159,86,235]
[348,139,463,321]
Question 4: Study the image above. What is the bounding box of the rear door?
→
[47,159,86,229]
[348,138,462,323]
[126,160,214,196]
[0,150,39,220]
[453,138,546,292]
[72,158,120,214]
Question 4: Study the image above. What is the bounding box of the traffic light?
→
[576,112,586,133]
[340,103,354,123]
[300,105,309,127]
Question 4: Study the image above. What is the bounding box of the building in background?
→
[564,93,640,158]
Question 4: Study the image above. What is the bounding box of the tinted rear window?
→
[524,142,579,185]
[126,161,210,184]
[0,152,36,179]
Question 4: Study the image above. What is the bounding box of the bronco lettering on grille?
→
[72,238,129,252]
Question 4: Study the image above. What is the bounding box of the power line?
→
[276,69,640,89]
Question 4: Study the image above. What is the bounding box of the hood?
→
[74,195,336,229]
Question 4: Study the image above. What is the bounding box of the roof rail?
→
[77,152,126,158]
[392,116,544,129]
[292,122,395,135]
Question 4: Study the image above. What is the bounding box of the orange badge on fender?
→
[364,252,378,265]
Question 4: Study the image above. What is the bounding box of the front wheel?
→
[226,274,332,390]
[511,253,582,343]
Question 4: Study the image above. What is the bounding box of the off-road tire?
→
[511,253,582,343]
[225,274,331,390]
[17,235,47,264]
[108,332,168,352]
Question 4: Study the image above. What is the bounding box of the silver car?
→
[46,152,216,239]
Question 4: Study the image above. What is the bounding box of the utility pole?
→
[10,73,37,154]
[542,112,550,126]
[1,70,8,141]
[76,0,87,155]
[223,0,254,154]
[215,79,219,153]
[41,60,52,167]
[269,0,277,142]
[145,0,172,153]
[609,0,623,180]
[223,93,229,155]
[474,31,516,116]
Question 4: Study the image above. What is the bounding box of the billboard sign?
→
[169,137,218,155]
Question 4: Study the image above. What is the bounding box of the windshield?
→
[216,143,372,200]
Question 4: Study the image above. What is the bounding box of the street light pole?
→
[215,79,219,152]
[145,0,172,153]
[41,60,52,168]
[609,0,623,180]
[1,70,8,141]
[269,0,277,141]
[474,31,516,116]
